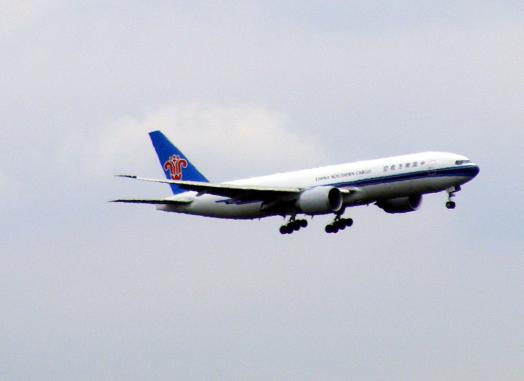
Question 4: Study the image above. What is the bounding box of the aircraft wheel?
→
[446,201,456,209]
[345,218,353,227]
[280,225,293,234]
[326,224,339,234]
[299,219,308,228]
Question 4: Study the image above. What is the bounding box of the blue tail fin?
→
[149,130,209,194]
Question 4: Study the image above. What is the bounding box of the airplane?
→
[113,130,480,234]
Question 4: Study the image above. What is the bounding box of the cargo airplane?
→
[113,131,479,234]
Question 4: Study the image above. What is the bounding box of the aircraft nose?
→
[469,164,480,178]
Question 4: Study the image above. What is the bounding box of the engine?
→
[376,194,422,214]
[297,186,343,215]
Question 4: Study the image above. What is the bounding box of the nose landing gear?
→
[446,186,460,209]
[446,200,456,209]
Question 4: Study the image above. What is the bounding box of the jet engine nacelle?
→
[297,186,344,215]
[376,194,422,214]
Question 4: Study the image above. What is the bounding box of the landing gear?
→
[446,186,460,209]
[325,216,353,234]
[446,201,456,209]
[279,217,308,234]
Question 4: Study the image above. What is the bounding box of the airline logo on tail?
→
[163,155,188,180]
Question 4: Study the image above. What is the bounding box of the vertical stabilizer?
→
[149,130,209,194]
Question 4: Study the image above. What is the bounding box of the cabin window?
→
[390,164,395,170]
[384,165,389,172]
[421,161,425,166]
[412,162,418,167]
[455,159,470,165]
[399,164,403,169]
[405,163,410,168]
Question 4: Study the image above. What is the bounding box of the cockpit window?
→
[455,159,471,165]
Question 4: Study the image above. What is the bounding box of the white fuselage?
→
[157,152,479,219]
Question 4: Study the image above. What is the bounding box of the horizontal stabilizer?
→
[110,198,192,205]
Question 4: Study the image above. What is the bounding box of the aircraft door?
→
[427,160,437,176]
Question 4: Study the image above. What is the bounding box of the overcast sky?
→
[1,1,523,380]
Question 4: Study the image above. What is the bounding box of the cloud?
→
[67,103,329,181]
[0,1,38,37]
[0,171,18,199]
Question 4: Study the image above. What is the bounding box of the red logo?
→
[163,155,188,180]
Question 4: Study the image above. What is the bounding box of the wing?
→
[111,198,192,205]
[116,175,305,201]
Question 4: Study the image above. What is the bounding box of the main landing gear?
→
[279,217,308,234]
[325,215,353,234]
[278,215,354,235]
[446,186,460,209]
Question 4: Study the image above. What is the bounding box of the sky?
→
[1,1,523,380]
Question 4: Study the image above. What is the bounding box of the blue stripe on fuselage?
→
[331,164,479,188]
[214,164,478,204]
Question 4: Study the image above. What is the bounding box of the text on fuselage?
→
[315,169,372,182]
